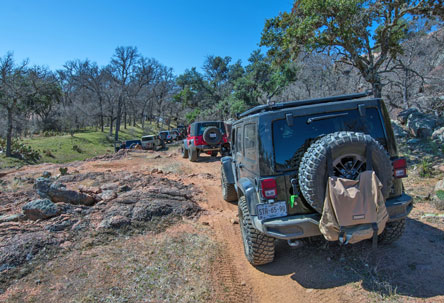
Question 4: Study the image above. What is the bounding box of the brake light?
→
[261,178,277,199]
[393,158,407,178]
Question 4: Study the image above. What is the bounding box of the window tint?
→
[197,122,225,136]
[272,108,385,171]
[244,123,256,161]
[236,126,243,154]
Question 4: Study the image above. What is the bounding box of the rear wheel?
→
[189,148,198,162]
[239,196,275,266]
[378,219,406,244]
[182,146,189,158]
[221,166,237,202]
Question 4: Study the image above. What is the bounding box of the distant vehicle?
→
[141,135,164,150]
[117,139,142,151]
[170,130,180,140]
[181,121,230,162]
[159,131,173,143]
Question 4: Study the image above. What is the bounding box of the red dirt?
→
[1,149,444,302]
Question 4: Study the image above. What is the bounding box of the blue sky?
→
[0,0,292,75]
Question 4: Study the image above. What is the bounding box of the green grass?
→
[0,125,157,169]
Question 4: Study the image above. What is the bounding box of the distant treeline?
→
[1,0,443,158]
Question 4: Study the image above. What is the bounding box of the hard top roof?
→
[237,91,375,119]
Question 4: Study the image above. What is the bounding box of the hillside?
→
[0,126,154,170]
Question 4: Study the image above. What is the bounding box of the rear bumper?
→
[385,193,413,221]
[194,144,222,152]
[252,213,322,240]
[251,193,413,240]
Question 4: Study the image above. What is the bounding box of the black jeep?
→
[220,92,412,266]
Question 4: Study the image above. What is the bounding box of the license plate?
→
[257,202,287,221]
[209,133,217,138]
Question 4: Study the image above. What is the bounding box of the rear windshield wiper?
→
[307,113,349,124]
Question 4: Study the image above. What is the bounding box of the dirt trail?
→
[1,149,443,302]
[177,153,444,303]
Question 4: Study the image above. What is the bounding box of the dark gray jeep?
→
[220,92,412,266]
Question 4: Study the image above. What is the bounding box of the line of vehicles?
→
[116,126,188,151]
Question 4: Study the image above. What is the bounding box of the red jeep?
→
[181,121,230,162]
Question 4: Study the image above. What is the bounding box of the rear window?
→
[197,122,225,136]
[272,108,385,171]
[142,137,154,141]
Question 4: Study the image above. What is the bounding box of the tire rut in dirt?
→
[211,251,253,303]
[298,131,393,213]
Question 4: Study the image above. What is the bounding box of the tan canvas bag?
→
[319,146,389,246]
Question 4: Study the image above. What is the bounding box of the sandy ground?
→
[1,149,444,303]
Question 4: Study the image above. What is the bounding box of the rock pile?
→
[0,169,201,278]
[396,108,442,140]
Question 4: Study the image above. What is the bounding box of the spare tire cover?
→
[298,131,393,214]
[203,127,222,145]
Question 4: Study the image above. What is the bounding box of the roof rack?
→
[237,91,374,119]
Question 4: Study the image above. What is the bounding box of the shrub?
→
[419,158,433,178]
[72,145,83,153]
[0,138,41,162]
[43,149,55,158]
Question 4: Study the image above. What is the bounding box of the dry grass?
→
[2,224,218,303]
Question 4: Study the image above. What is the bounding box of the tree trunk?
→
[115,99,122,142]
[109,116,113,137]
[5,107,13,157]
[124,109,127,130]
[371,78,382,98]
[403,67,409,109]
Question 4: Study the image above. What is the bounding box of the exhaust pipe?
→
[287,239,302,248]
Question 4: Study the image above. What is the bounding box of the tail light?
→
[393,158,407,178]
[261,178,277,199]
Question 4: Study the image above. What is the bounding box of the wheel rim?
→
[332,153,366,180]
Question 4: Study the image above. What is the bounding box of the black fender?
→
[237,177,260,216]
[221,156,235,184]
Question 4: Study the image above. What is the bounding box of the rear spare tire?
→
[298,131,393,214]
[203,127,222,145]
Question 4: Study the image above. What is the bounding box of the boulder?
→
[406,112,437,138]
[432,127,444,142]
[397,108,420,124]
[98,215,131,229]
[42,171,52,178]
[22,199,60,220]
[391,120,408,138]
[407,138,421,144]
[47,182,96,206]
[98,190,117,201]
[0,213,25,223]
[433,180,444,210]
[34,177,53,199]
